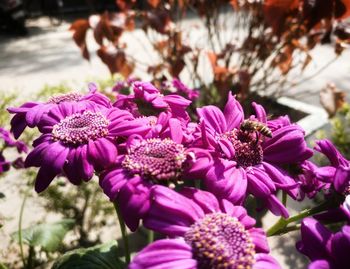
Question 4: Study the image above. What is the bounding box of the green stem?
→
[148,230,154,244]
[282,191,287,206]
[271,224,301,236]
[267,217,287,237]
[114,203,130,264]
[267,201,330,236]
[194,179,201,190]
[19,192,28,268]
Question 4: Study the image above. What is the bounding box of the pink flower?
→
[195,93,312,217]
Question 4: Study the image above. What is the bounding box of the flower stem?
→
[267,201,330,237]
[19,192,28,268]
[266,217,287,237]
[114,203,131,264]
[195,179,201,190]
[148,229,154,244]
[282,191,287,206]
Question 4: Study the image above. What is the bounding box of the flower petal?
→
[262,162,298,199]
[252,102,267,123]
[308,260,331,269]
[247,168,275,198]
[197,105,227,134]
[117,177,151,231]
[205,160,247,204]
[315,139,346,167]
[254,254,281,269]
[331,225,350,263]
[263,125,313,164]
[88,138,117,170]
[296,218,333,261]
[220,201,256,228]
[34,142,69,192]
[180,187,220,214]
[99,167,128,201]
[223,92,244,130]
[129,239,196,269]
[249,228,269,253]
[144,186,205,236]
[265,195,289,218]
[334,166,350,193]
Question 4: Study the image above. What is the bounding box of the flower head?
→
[129,186,280,269]
[0,127,27,175]
[114,81,191,121]
[314,139,350,194]
[99,133,212,231]
[0,127,27,153]
[161,79,200,101]
[196,93,312,217]
[296,160,334,200]
[25,102,148,193]
[297,217,350,269]
[7,83,111,139]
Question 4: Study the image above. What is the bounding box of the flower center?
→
[184,213,256,269]
[122,138,186,182]
[220,129,263,168]
[47,92,83,104]
[52,111,109,145]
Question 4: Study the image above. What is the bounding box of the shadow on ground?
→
[271,231,309,269]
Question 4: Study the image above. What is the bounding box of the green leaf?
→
[12,219,75,252]
[0,262,8,269]
[52,241,125,269]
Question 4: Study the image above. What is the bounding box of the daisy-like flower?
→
[7,83,111,139]
[99,129,212,231]
[296,160,333,200]
[129,185,281,269]
[161,79,200,101]
[0,127,27,153]
[314,139,350,194]
[297,217,350,269]
[25,102,149,193]
[0,127,27,174]
[196,93,313,217]
[114,81,191,121]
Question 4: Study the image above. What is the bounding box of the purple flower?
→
[25,102,148,193]
[161,79,200,101]
[112,77,137,93]
[129,185,280,269]
[0,153,10,174]
[314,195,350,224]
[171,79,199,101]
[196,93,313,217]
[0,127,27,153]
[7,83,111,139]
[315,139,350,194]
[297,217,350,269]
[99,132,212,231]
[0,127,27,174]
[296,160,334,200]
[114,81,191,121]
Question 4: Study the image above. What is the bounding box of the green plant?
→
[42,179,115,248]
[317,102,350,160]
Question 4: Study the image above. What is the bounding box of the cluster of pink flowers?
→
[8,80,350,268]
